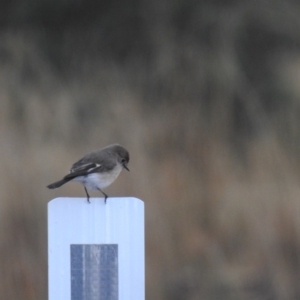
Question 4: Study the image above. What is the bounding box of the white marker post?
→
[48,197,144,300]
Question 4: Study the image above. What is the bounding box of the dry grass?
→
[1,25,300,300]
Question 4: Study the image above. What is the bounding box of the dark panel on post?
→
[71,244,118,300]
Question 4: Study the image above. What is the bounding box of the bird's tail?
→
[47,177,73,189]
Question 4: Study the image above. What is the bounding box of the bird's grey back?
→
[70,144,127,173]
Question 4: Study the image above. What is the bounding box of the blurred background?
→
[1,0,300,299]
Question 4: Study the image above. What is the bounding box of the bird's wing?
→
[70,162,101,173]
[63,162,102,179]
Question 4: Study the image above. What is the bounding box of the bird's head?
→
[112,144,130,171]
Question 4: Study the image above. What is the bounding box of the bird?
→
[47,144,130,203]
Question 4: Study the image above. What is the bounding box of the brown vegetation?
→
[1,1,300,299]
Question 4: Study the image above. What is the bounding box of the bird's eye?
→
[121,158,126,163]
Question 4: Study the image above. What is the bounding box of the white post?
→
[48,197,144,300]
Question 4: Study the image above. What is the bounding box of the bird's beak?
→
[124,164,130,171]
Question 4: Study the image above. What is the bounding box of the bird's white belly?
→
[72,164,123,190]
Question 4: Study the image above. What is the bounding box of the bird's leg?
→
[84,187,90,203]
[97,188,108,204]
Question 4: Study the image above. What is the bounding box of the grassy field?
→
[1,2,300,299]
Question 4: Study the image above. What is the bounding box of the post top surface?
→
[48,196,143,208]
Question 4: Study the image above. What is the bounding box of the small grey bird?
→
[47,144,130,203]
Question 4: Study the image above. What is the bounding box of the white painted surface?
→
[48,197,144,300]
